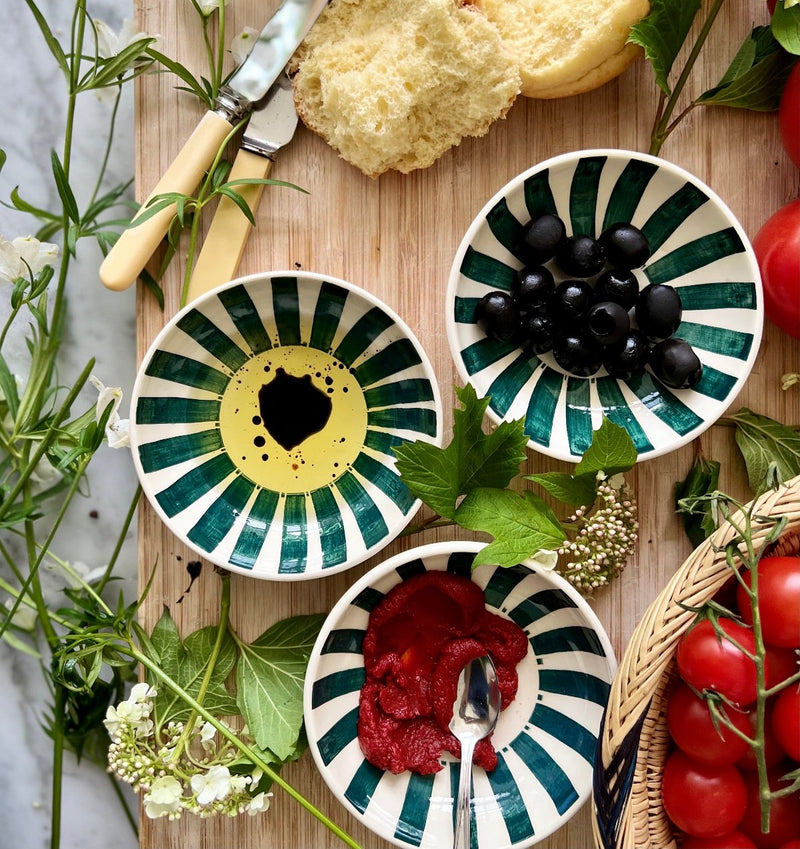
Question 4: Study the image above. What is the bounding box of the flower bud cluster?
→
[557,475,638,593]
[104,684,270,819]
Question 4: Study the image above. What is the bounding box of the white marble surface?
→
[0,2,140,847]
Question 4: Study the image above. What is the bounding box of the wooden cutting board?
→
[134,2,798,846]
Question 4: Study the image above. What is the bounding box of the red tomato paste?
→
[357,571,528,775]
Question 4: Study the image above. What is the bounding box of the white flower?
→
[231,27,259,66]
[3,597,37,631]
[144,775,183,818]
[90,375,130,449]
[191,764,232,805]
[129,682,157,703]
[606,472,626,490]
[45,559,106,590]
[229,774,250,793]
[0,235,59,285]
[95,19,154,60]
[525,549,559,572]
[196,0,222,15]
[28,456,63,494]
[199,721,216,752]
[247,791,271,815]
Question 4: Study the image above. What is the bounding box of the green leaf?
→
[394,384,528,519]
[9,186,59,222]
[23,0,69,76]
[147,607,239,724]
[0,149,6,174]
[147,49,213,107]
[527,471,597,507]
[674,452,721,546]
[773,0,800,54]
[235,614,324,761]
[697,27,795,111]
[574,418,638,477]
[454,488,565,568]
[50,150,80,223]
[215,186,256,225]
[730,408,800,492]
[628,0,702,96]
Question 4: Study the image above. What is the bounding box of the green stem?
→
[50,683,66,849]
[648,0,726,155]
[400,515,456,536]
[129,644,363,849]
[88,85,123,209]
[169,572,232,760]
[215,0,226,96]
[95,484,141,595]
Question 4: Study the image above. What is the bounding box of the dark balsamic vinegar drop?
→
[258,368,332,450]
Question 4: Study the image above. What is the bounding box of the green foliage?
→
[730,408,800,492]
[674,451,721,546]
[772,0,800,54]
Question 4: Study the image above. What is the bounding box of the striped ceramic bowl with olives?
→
[445,150,763,463]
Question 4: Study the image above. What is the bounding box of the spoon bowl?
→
[450,654,502,849]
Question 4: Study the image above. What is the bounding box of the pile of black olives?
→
[473,214,703,389]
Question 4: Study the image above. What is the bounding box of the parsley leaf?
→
[394,384,528,519]
[454,488,566,568]
[628,0,702,96]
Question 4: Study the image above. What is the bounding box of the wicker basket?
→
[592,474,800,849]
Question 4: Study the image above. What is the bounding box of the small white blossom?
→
[129,682,157,703]
[28,456,63,494]
[231,27,259,66]
[247,791,271,815]
[3,597,37,631]
[199,721,216,752]
[90,375,130,449]
[45,559,106,590]
[196,0,222,15]
[143,775,183,818]
[95,19,154,60]
[191,764,232,805]
[525,549,559,572]
[0,235,59,285]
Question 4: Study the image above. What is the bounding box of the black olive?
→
[474,291,520,343]
[604,330,651,380]
[552,279,595,321]
[599,222,652,269]
[650,338,703,389]
[586,301,630,346]
[555,235,605,278]
[519,311,557,354]
[512,265,555,312]
[553,334,603,377]
[595,268,640,311]
[635,283,683,341]
[516,213,567,265]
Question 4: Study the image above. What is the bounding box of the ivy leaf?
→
[697,27,795,111]
[574,418,638,478]
[394,384,528,519]
[236,614,324,761]
[147,607,239,724]
[674,452,721,546]
[454,488,565,568]
[773,0,800,55]
[730,408,800,492]
[628,0,702,95]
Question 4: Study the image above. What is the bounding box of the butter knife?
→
[99,0,326,292]
[186,71,299,303]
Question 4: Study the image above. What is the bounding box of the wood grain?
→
[134,2,799,846]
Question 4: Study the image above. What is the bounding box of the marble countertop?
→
[0,2,139,846]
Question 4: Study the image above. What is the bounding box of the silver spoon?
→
[449,654,502,849]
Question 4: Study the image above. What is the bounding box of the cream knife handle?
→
[186,149,273,303]
[99,111,234,292]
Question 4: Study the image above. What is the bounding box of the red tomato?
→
[662,750,747,837]
[781,63,800,168]
[737,557,800,648]
[738,703,786,771]
[677,619,759,707]
[738,769,800,848]
[772,685,800,761]
[753,201,800,340]
[682,831,756,849]
[666,682,751,764]
[780,841,800,849]
[766,646,800,689]
[768,0,778,14]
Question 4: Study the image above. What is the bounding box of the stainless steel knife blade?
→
[241,72,299,157]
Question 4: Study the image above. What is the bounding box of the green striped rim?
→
[187,474,254,552]
[218,285,272,355]
[136,397,221,425]
[344,758,384,814]
[394,772,435,846]
[482,563,528,608]
[144,350,230,394]
[459,245,517,290]
[364,429,409,457]
[626,370,704,435]
[645,227,745,285]
[351,585,384,613]
[318,705,360,766]
[334,473,389,549]
[507,589,579,630]
[538,669,611,706]
[352,453,415,513]
[271,276,302,345]
[311,667,365,709]
[155,453,235,517]
[396,557,427,581]
[367,406,437,436]
[446,550,477,576]
[523,168,558,219]
[228,488,279,570]
[675,281,757,311]
[354,339,423,387]
[364,378,434,408]
[279,494,308,574]
[138,428,223,473]
[486,753,535,843]
[509,732,579,815]
[523,367,562,446]
[569,156,605,238]
[530,703,597,765]
[309,282,348,353]
[673,320,754,360]
[176,308,249,372]
[321,628,365,655]
[334,307,396,367]
[453,296,479,324]
[530,625,608,657]
[462,336,519,377]
[486,197,523,255]
[565,377,592,456]
[595,378,654,453]
[486,352,539,418]
[640,181,709,252]
[310,487,348,570]
[602,159,658,230]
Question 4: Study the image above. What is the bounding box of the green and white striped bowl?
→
[304,542,616,848]
[130,272,441,580]
[446,150,763,462]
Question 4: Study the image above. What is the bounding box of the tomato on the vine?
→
[682,831,756,849]
[772,685,800,761]
[738,769,800,849]
[662,750,747,837]
[737,556,800,648]
[780,63,800,168]
[737,702,787,771]
[666,682,751,765]
[766,645,800,689]
[753,201,800,340]
[677,618,759,707]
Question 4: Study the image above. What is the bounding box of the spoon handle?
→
[453,737,477,849]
